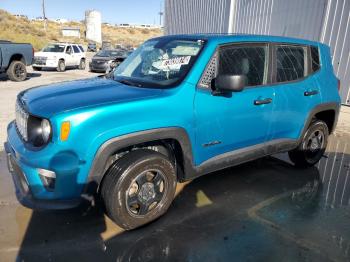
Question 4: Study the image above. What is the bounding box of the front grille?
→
[15,100,29,141]
[92,60,107,65]
[34,56,47,65]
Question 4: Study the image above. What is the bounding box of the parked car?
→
[89,49,127,73]
[0,40,33,81]
[5,35,341,230]
[101,41,112,50]
[87,42,97,52]
[32,43,86,72]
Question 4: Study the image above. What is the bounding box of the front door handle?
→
[254,98,272,106]
[304,90,319,96]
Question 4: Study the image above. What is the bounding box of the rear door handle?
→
[304,90,319,96]
[254,98,272,106]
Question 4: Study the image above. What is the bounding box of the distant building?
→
[55,18,68,24]
[117,23,161,29]
[61,27,81,38]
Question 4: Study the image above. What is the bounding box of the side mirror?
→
[66,49,72,54]
[213,75,247,92]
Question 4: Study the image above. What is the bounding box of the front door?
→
[194,43,275,165]
[64,45,75,66]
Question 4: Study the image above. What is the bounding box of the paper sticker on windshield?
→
[161,56,191,68]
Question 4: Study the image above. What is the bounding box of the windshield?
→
[42,44,65,52]
[96,50,125,57]
[113,38,205,88]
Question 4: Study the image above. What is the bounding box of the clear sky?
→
[0,0,164,25]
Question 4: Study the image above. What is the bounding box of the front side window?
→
[218,45,268,86]
[66,45,72,54]
[276,45,306,82]
[114,39,205,88]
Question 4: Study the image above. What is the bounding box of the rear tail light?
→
[337,78,341,92]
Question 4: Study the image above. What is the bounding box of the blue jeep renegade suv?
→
[5,34,341,229]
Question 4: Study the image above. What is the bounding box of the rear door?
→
[194,43,275,164]
[269,44,322,141]
[72,45,82,65]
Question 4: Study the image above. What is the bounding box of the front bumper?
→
[5,142,81,210]
[33,59,57,68]
[89,62,108,72]
[5,120,89,210]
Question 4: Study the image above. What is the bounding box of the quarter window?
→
[276,45,306,82]
[78,45,85,52]
[310,46,320,72]
[218,45,268,86]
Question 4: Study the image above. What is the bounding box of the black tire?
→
[7,60,27,81]
[289,120,329,168]
[57,60,65,72]
[79,59,86,70]
[101,149,177,230]
[32,66,42,71]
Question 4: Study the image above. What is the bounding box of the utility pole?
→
[42,0,47,31]
[158,1,163,26]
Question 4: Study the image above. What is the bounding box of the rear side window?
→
[73,45,80,53]
[218,45,267,86]
[276,45,306,82]
[310,46,320,72]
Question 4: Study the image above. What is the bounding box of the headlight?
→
[27,116,52,147]
[41,119,51,143]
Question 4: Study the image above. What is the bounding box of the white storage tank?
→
[85,10,102,44]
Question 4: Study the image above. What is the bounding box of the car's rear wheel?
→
[79,59,86,70]
[101,149,177,230]
[288,120,329,168]
[57,60,65,72]
[7,60,27,81]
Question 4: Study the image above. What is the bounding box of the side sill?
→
[186,139,298,180]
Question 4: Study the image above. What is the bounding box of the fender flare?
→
[84,127,195,194]
[298,102,340,144]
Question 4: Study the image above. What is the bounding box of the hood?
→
[35,51,62,58]
[92,56,114,61]
[92,56,125,61]
[18,77,164,118]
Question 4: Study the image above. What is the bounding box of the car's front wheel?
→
[289,120,329,168]
[101,149,177,230]
[57,60,65,72]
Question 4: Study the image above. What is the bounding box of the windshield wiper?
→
[117,79,143,87]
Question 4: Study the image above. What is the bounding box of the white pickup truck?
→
[33,43,86,72]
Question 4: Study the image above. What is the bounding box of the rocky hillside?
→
[0,9,163,50]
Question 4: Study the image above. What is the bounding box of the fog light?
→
[38,168,56,191]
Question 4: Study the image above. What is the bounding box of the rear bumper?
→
[5,142,81,210]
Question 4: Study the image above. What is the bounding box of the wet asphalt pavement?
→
[0,131,349,261]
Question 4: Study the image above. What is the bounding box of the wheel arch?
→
[84,127,195,196]
[9,54,25,65]
[299,102,340,142]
